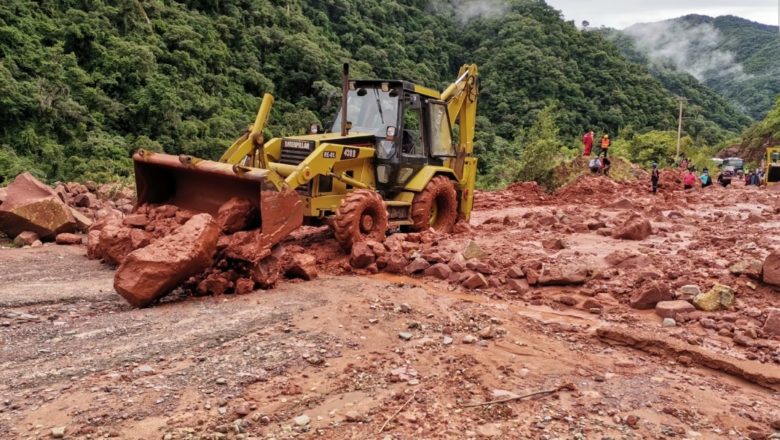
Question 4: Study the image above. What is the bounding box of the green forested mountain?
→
[619,14,780,120]
[0,0,738,185]
[606,30,752,144]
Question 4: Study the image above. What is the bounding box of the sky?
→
[544,0,779,29]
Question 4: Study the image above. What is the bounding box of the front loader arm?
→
[268,143,376,190]
[219,93,274,167]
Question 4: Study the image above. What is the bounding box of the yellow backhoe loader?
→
[133,64,478,250]
[764,146,780,186]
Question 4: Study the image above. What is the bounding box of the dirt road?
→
[2,178,780,439]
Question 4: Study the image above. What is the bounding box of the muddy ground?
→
[2,178,780,439]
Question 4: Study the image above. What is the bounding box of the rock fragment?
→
[114,214,220,307]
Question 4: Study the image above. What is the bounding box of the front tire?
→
[411,175,458,233]
[333,190,388,250]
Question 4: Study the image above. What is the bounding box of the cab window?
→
[401,94,424,157]
[428,102,455,157]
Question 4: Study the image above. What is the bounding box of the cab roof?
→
[351,79,441,100]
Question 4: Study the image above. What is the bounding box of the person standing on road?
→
[600,134,610,157]
[651,163,660,194]
[582,130,594,156]
[700,168,713,188]
[717,172,731,187]
[683,169,697,190]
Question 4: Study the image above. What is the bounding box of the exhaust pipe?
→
[341,63,349,136]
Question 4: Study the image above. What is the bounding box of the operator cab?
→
[331,80,456,193]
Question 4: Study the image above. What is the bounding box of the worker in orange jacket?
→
[600,134,611,158]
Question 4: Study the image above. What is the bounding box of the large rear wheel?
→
[411,175,458,233]
[333,190,388,250]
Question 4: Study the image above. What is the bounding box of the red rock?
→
[69,207,93,231]
[153,205,178,219]
[174,209,194,224]
[526,268,539,286]
[507,278,529,293]
[235,278,255,295]
[507,266,524,279]
[0,172,77,239]
[250,245,283,288]
[655,300,695,319]
[542,238,565,250]
[55,233,83,245]
[538,266,587,286]
[216,197,257,234]
[285,253,318,280]
[556,295,579,306]
[462,273,488,289]
[114,214,221,307]
[474,261,493,275]
[630,283,672,310]
[349,241,376,269]
[404,257,430,274]
[123,214,149,228]
[582,298,602,309]
[86,229,102,259]
[763,308,780,337]
[424,263,452,280]
[97,221,137,264]
[448,253,467,272]
[612,214,652,241]
[197,273,231,295]
[384,253,408,274]
[13,231,39,246]
[762,253,780,287]
[608,198,635,210]
[74,192,96,208]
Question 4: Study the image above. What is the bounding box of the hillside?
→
[0,0,736,185]
[619,14,780,120]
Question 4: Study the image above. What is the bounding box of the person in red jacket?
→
[582,130,594,156]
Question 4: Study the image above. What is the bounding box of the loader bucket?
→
[132,150,304,242]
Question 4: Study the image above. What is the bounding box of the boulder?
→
[655,300,695,319]
[763,308,780,337]
[13,231,39,247]
[69,207,93,231]
[216,197,258,234]
[630,283,672,310]
[462,272,488,289]
[284,253,318,280]
[74,192,97,208]
[97,221,153,265]
[612,214,652,241]
[608,198,636,210]
[0,172,77,239]
[55,233,83,245]
[384,253,408,274]
[424,263,452,280]
[404,257,430,274]
[462,240,485,260]
[507,278,530,293]
[448,253,467,272]
[762,252,780,287]
[692,284,735,311]
[114,214,220,307]
[234,278,256,295]
[507,266,524,279]
[250,246,284,288]
[728,259,762,279]
[349,241,376,269]
[537,266,588,286]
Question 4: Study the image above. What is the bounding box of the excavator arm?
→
[439,64,478,219]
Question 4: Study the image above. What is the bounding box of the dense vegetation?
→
[740,95,780,162]
[618,15,780,121]
[0,0,750,188]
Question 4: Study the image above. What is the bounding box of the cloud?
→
[622,20,752,83]
[442,0,510,22]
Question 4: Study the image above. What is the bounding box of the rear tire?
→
[333,190,388,250]
[411,175,458,233]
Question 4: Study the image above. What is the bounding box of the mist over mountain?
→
[618,14,780,120]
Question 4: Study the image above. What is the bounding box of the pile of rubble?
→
[86,198,318,307]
